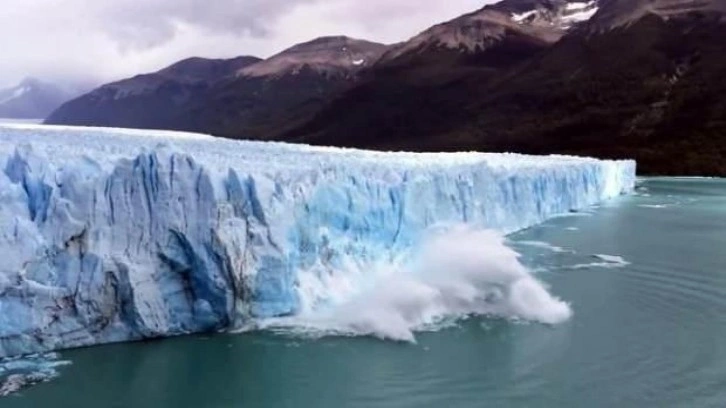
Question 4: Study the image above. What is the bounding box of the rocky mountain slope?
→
[240,36,385,78]
[45,0,593,135]
[282,1,578,150]
[45,56,262,129]
[287,0,726,175]
[46,37,387,138]
[176,36,388,139]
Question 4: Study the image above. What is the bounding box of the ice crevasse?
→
[0,124,635,356]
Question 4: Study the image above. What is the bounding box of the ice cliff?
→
[0,124,635,357]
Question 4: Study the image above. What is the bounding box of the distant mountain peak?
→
[18,77,45,88]
[84,55,261,102]
[0,78,79,120]
[239,36,388,78]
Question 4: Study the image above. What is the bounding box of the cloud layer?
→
[0,0,490,88]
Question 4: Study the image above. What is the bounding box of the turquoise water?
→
[3,178,726,407]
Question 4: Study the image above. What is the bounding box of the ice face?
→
[0,124,636,357]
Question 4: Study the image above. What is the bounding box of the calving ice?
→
[266,228,576,342]
[0,124,635,357]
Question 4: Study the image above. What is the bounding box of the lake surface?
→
[3,178,726,408]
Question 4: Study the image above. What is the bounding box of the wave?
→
[515,240,574,253]
[260,227,572,342]
[569,254,631,270]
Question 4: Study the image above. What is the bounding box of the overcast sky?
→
[0,0,493,88]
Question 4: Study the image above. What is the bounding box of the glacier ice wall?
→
[0,124,636,357]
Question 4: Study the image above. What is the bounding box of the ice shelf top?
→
[0,123,635,177]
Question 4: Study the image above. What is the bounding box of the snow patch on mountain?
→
[562,1,600,27]
[512,10,538,23]
[510,0,600,29]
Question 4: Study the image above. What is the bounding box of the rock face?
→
[0,78,80,120]
[0,124,636,358]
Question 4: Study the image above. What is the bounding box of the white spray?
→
[262,227,572,342]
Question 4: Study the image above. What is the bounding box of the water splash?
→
[262,227,572,342]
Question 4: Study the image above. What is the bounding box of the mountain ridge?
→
[45,56,261,128]
[45,0,726,175]
[239,36,388,78]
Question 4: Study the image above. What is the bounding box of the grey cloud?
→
[93,0,319,49]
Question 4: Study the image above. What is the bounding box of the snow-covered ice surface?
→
[0,124,635,356]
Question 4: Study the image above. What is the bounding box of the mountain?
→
[174,36,389,139]
[438,0,726,176]
[0,78,82,119]
[45,56,262,129]
[285,0,726,175]
[46,0,726,175]
[44,1,592,138]
[46,37,388,138]
[491,0,600,28]
[282,0,591,149]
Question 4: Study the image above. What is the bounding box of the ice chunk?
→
[0,353,70,397]
[264,228,574,342]
[0,124,635,357]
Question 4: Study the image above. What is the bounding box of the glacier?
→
[0,124,635,357]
